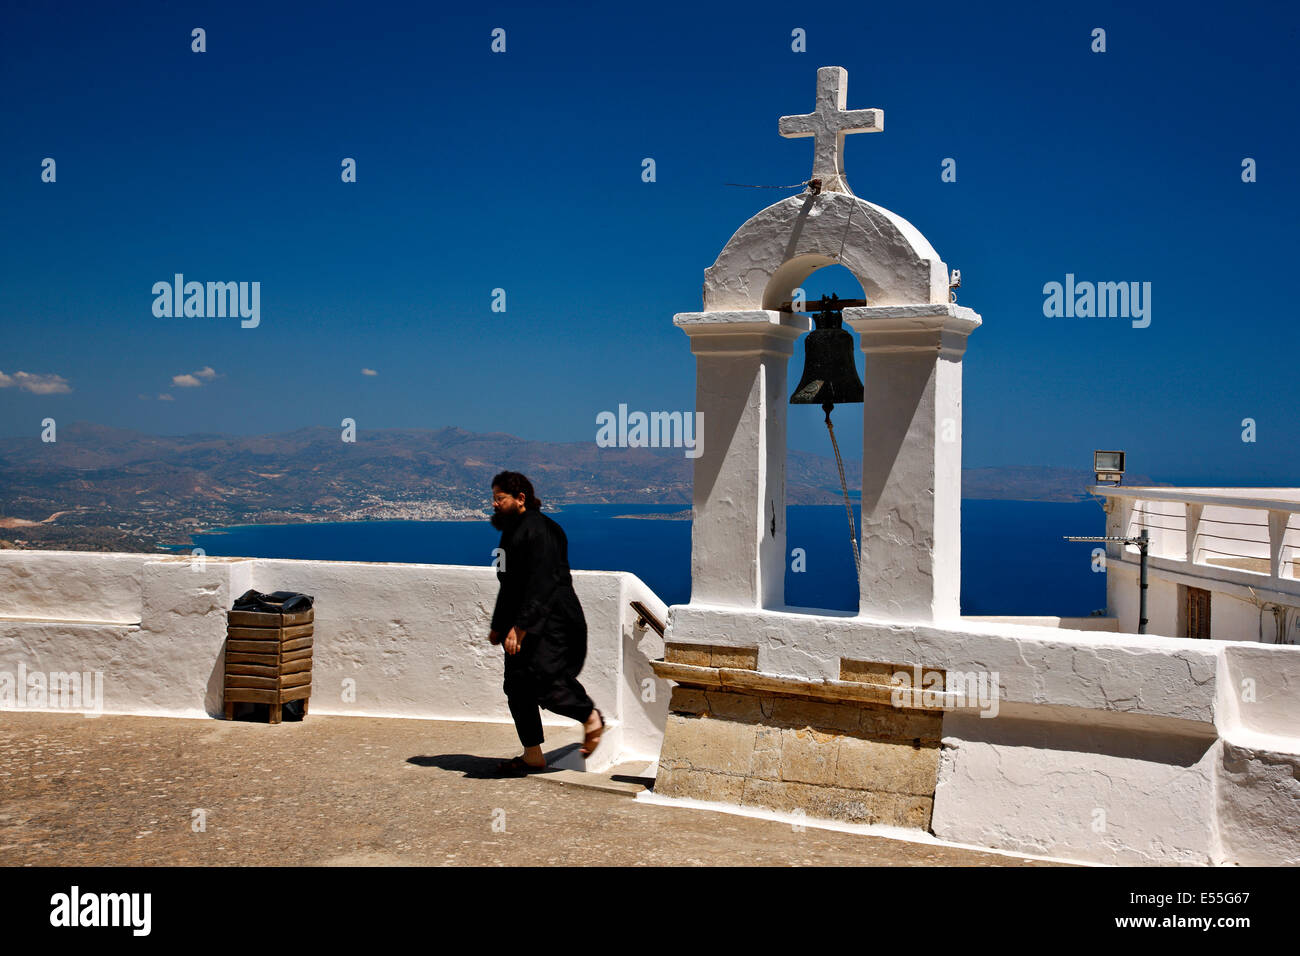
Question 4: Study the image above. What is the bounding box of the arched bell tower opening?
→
[781,263,866,613]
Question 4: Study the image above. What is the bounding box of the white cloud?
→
[157,393,174,401]
[362,368,378,376]
[171,366,221,388]
[0,370,72,394]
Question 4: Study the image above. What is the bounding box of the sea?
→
[186,500,1108,616]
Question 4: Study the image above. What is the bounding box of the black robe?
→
[491,509,584,637]
[491,509,591,717]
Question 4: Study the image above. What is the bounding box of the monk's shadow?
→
[409,742,586,779]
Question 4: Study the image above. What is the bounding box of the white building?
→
[1098,486,1300,643]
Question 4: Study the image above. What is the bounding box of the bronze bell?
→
[789,294,864,409]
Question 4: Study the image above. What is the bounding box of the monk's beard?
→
[490,510,522,532]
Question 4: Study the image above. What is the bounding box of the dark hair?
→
[491,471,542,511]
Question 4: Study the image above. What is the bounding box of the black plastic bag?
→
[232,589,315,614]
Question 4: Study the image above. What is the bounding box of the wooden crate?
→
[223,607,314,723]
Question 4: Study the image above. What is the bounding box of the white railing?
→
[1094,486,1300,587]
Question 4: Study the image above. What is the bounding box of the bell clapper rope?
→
[823,401,861,579]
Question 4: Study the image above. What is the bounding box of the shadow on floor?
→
[409,742,585,778]
[612,774,657,789]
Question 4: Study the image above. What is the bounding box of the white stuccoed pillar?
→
[673,310,808,608]
[846,304,981,622]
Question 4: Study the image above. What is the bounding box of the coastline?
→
[163,503,628,552]
[163,514,492,553]
[160,497,1091,553]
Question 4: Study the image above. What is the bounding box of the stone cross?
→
[778,66,882,195]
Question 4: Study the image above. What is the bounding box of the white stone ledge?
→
[844,304,981,357]
[672,311,809,347]
[963,615,1120,632]
[0,615,142,627]
[1222,726,1300,756]
[1093,485,1300,512]
[667,602,1221,724]
[844,303,981,325]
[673,309,800,327]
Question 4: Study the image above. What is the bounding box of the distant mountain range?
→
[0,422,1158,552]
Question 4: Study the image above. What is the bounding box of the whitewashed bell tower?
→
[675,66,980,622]
[653,67,982,828]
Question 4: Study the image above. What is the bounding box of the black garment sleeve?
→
[490,583,511,635]
[489,532,515,634]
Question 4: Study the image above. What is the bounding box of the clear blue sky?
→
[2,0,1296,483]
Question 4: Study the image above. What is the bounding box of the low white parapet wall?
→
[963,615,1120,632]
[0,551,669,772]
[9,549,1296,863]
[666,602,1300,866]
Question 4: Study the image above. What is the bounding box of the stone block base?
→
[652,664,944,828]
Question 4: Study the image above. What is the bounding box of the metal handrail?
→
[629,601,665,637]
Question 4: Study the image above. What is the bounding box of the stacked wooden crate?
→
[223,607,314,723]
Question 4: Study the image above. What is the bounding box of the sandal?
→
[579,709,606,757]
[497,755,548,775]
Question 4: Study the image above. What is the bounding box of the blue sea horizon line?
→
[179,500,1106,617]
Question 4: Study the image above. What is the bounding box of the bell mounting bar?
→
[776,295,868,313]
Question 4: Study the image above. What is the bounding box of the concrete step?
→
[533,767,654,797]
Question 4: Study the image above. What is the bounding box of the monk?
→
[488,471,605,773]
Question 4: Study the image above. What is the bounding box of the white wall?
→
[0,551,669,771]
[665,600,1300,864]
[1215,642,1300,864]
[0,550,148,623]
[935,711,1220,865]
[1108,560,1297,643]
[7,549,1299,862]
